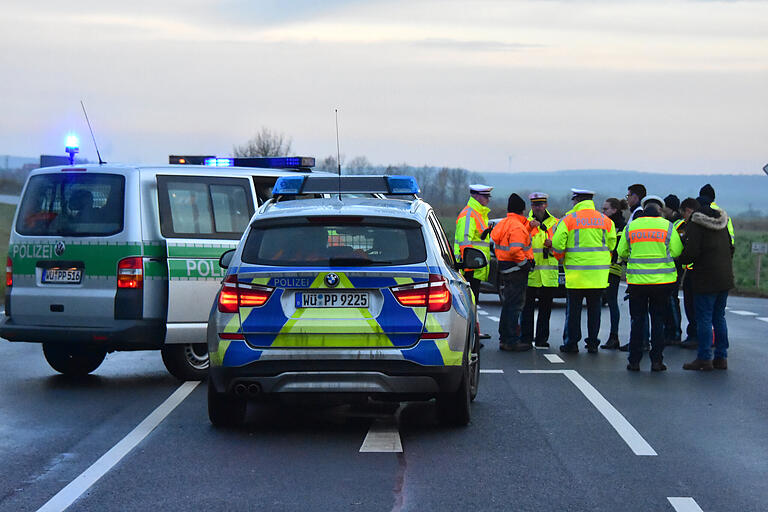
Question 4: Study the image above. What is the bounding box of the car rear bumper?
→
[209,359,463,396]
[0,316,165,350]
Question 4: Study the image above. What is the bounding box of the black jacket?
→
[609,211,626,265]
[678,207,734,294]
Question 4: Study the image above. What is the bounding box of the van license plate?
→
[42,268,82,284]
[296,291,368,308]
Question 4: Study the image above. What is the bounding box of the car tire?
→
[161,343,209,381]
[436,361,471,426]
[42,343,106,376]
[207,379,246,427]
[469,334,480,402]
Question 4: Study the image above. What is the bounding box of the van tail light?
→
[117,257,143,289]
[218,275,274,313]
[391,274,452,313]
[6,257,12,288]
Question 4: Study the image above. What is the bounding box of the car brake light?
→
[117,257,143,289]
[6,256,12,288]
[391,274,451,312]
[218,275,273,313]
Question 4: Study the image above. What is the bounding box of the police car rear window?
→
[16,173,125,237]
[242,217,427,267]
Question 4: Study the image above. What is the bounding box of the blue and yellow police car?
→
[207,175,486,426]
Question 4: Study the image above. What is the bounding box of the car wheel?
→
[42,343,106,376]
[207,379,246,427]
[469,336,480,402]
[436,361,471,426]
[161,343,209,381]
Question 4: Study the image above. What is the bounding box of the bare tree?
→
[316,154,345,173]
[345,156,373,174]
[233,127,293,157]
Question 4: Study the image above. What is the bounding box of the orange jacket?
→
[491,213,534,263]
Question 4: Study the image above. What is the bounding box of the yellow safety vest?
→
[710,202,735,245]
[617,216,683,285]
[454,197,491,281]
[527,211,559,288]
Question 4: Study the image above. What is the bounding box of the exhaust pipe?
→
[233,383,247,397]
[247,383,261,397]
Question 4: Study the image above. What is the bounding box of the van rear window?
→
[16,173,125,236]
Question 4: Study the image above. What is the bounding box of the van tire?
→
[161,344,209,381]
[42,344,106,376]
[208,379,246,427]
[436,362,471,426]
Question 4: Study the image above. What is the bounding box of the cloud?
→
[410,38,543,52]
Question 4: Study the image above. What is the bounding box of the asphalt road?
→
[1,293,767,512]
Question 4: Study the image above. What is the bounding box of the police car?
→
[207,175,486,426]
[1,150,332,380]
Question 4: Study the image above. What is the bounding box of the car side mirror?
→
[219,249,235,269]
[460,247,487,270]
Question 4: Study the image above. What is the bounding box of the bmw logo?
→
[324,273,340,288]
[54,241,66,257]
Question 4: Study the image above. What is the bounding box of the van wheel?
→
[161,343,208,381]
[436,362,471,426]
[469,340,480,402]
[42,344,106,376]
[208,379,246,427]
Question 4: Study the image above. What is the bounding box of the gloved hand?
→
[525,259,535,272]
[480,227,493,240]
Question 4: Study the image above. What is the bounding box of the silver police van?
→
[1,156,327,380]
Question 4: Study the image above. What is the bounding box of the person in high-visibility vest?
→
[552,189,617,354]
[491,193,534,351]
[520,192,559,348]
[617,195,683,371]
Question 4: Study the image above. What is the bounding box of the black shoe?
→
[680,339,698,349]
[666,338,682,347]
[601,335,620,350]
[559,344,579,353]
[626,362,640,371]
[500,342,532,352]
[619,344,629,352]
[587,345,598,354]
[534,341,550,348]
[479,333,491,340]
[651,361,667,372]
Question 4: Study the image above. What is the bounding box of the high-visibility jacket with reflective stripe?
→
[617,216,683,285]
[674,218,692,270]
[711,201,735,245]
[552,200,617,289]
[527,211,559,287]
[491,212,533,263]
[454,197,491,281]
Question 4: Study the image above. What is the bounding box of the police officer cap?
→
[529,192,549,202]
[469,184,493,195]
[642,195,664,208]
[570,188,595,199]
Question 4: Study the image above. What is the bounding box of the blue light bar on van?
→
[272,175,420,196]
[204,158,233,167]
[272,176,307,195]
[386,176,420,194]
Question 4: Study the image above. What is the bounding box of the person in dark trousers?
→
[617,195,683,371]
[619,183,650,352]
[662,194,684,345]
[678,198,700,349]
[680,197,734,371]
[600,197,628,349]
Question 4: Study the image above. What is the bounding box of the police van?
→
[0,155,329,380]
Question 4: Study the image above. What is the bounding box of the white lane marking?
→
[533,345,548,350]
[36,381,200,512]
[360,419,402,453]
[758,317,768,323]
[667,497,704,511]
[729,310,757,316]
[488,316,500,322]
[478,310,489,316]
[544,354,564,363]
[480,369,504,374]
[519,370,657,456]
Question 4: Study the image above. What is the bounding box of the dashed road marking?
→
[36,381,200,512]
[667,497,704,511]
[360,419,402,453]
[519,369,657,456]
[544,354,564,363]
[478,310,489,316]
[758,317,768,323]
[488,316,500,322]
[480,369,504,374]
[729,310,757,316]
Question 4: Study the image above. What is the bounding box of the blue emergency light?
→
[204,158,234,167]
[65,134,79,165]
[171,155,315,169]
[272,175,420,197]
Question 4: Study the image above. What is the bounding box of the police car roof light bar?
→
[272,175,420,196]
[168,155,315,170]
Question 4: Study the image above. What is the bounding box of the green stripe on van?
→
[9,242,144,277]
[167,243,237,259]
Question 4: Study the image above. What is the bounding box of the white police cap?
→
[529,192,548,202]
[469,184,493,195]
[570,188,595,199]
[642,195,664,208]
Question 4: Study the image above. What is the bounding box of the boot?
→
[626,362,640,371]
[651,361,667,372]
[618,343,629,352]
[713,358,727,370]
[559,344,579,354]
[683,359,714,371]
[680,339,698,349]
[500,342,532,352]
[601,334,620,350]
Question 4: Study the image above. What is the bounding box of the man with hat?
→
[520,192,560,348]
[617,195,683,371]
[699,184,734,244]
[455,184,494,339]
[552,189,616,353]
[491,193,534,351]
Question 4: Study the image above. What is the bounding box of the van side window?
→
[157,176,254,239]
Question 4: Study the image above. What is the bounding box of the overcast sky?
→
[2,0,766,174]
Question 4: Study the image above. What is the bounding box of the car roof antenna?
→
[335,108,342,200]
[81,100,105,165]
